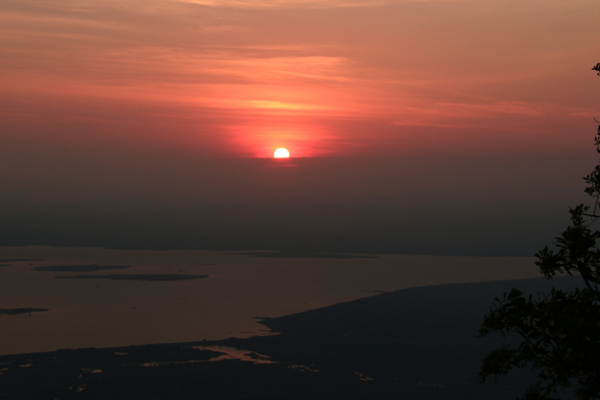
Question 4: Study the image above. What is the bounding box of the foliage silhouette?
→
[479,67,600,400]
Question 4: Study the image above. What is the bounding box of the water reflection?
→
[194,346,276,365]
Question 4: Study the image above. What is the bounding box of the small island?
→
[54,274,209,281]
[0,308,49,315]
[34,265,131,272]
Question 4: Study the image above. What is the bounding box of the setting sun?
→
[273,148,290,158]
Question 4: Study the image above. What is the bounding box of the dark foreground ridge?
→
[0,277,580,399]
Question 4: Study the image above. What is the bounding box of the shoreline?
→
[0,276,579,399]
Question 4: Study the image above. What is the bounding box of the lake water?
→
[0,246,539,355]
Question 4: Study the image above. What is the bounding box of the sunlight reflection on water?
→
[194,346,276,364]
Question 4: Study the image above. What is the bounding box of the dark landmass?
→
[0,308,49,315]
[0,277,579,399]
[228,251,378,259]
[33,265,131,272]
[0,258,43,263]
[0,264,9,268]
[54,274,209,281]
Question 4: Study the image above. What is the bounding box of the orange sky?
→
[2,0,600,256]
[1,0,599,158]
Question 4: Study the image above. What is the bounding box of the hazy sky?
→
[1,0,599,255]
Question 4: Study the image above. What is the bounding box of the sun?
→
[273,148,290,158]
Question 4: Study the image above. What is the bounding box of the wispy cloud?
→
[175,0,467,8]
[176,0,390,9]
[1,0,598,157]
[434,102,548,118]
[246,100,334,110]
[391,101,554,128]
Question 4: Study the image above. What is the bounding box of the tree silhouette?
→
[479,67,600,400]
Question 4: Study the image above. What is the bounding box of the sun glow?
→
[273,148,290,158]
